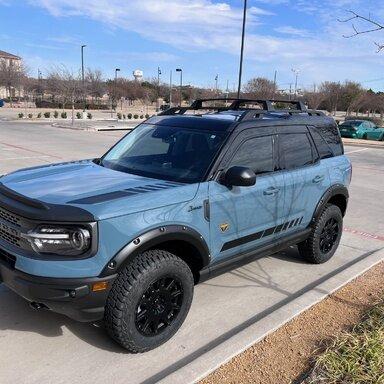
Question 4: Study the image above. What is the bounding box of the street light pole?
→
[237,0,247,99]
[112,68,120,118]
[169,70,173,107]
[81,45,86,112]
[215,74,219,96]
[176,68,183,106]
[157,67,162,111]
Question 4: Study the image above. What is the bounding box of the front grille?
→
[0,206,21,227]
[0,206,30,249]
[0,248,16,269]
[0,230,20,246]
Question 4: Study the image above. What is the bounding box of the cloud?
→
[274,26,311,36]
[30,0,384,88]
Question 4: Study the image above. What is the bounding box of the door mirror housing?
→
[223,166,256,187]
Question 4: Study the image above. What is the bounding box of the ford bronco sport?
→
[0,99,351,352]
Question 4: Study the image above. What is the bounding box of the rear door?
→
[208,129,286,262]
[277,126,330,233]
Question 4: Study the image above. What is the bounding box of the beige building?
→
[0,50,22,99]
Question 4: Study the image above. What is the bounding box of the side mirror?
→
[223,166,256,187]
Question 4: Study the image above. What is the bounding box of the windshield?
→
[101,124,228,183]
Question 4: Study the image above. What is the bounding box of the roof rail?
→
[158,98,323,119]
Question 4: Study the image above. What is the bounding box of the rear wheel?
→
[104,249,194,352]
[298,204,343,264]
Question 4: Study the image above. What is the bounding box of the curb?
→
[158,248,384,384]
[343,138,384,149]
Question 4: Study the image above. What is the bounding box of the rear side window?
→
[279,133,314,170]
[229,135,274,175]
[309,127,333,159]
[315,125,343,156]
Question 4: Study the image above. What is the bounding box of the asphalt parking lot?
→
[0,122,383,384]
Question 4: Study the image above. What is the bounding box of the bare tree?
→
[85,69,105,104]
[243,77,277,99]
[47,66,82,123]
[339,11,384,51]
[0,60,28,106]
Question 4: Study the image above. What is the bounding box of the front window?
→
[101,124,228,183]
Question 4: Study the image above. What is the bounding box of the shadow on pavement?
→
[0,286,124,353]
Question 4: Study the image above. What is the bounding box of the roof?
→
[0,50,21,60]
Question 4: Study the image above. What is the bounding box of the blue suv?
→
[0,99,351,352]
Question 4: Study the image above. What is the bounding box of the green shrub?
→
[133,114,139,119]
[127,113,133,119]
[87,112,92,119]
[76,112,82,119]
[123,114,126,119]
[117,112,122,120]
[53,110,59,118]
[61,112,67,119]
[140,115,144,119]
[28,113,33,119]
[18,113,24,118]
[44,112,50,118]
[37,112,42,118]
[145,114,150,119]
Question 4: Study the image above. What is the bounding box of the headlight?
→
[24,225,92,256]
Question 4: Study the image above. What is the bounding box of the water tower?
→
[133,70,143,81]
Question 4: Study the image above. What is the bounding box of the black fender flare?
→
[311,184,349,224]
[99,225,210,277]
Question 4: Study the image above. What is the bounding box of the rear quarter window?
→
[314,124,343,156]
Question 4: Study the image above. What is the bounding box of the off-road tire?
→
[104,249,194,353]
[298,204,343,264]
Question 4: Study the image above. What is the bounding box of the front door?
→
[208,134,286,262]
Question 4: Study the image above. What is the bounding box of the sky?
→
[1,0,384,91]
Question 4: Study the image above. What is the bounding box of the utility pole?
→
[169,70,173,107]
[81,45,86,113]
[237,0,247,99]
[292,68,299,97]
[273,70,277,99]
[225,79,229,103]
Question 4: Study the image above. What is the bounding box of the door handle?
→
[313,175,325,183]
[264,187,280,195]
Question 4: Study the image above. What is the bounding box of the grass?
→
[307,302,384,384]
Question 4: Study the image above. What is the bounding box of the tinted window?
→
[279,133,313,170]
[229,136,274,174]
[309,127,333,159]
[315,125,343,156]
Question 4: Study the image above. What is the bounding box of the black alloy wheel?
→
[135,276,184,337]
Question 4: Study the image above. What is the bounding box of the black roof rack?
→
[158,98,323,120]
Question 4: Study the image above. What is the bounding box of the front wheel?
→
[298,204,343,264]
[104,249,194,352]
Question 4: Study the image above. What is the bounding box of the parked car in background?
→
[338,120,384,141]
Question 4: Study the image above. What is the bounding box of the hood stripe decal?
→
[68,182,185,205]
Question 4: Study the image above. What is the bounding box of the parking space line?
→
[345,148,370,154]
[0,156,52,161]
[0,141,63,160]
[344,227,384,242]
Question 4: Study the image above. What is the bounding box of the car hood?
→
[0,160,199,220]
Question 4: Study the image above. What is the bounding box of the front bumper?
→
[0,255,116,322]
